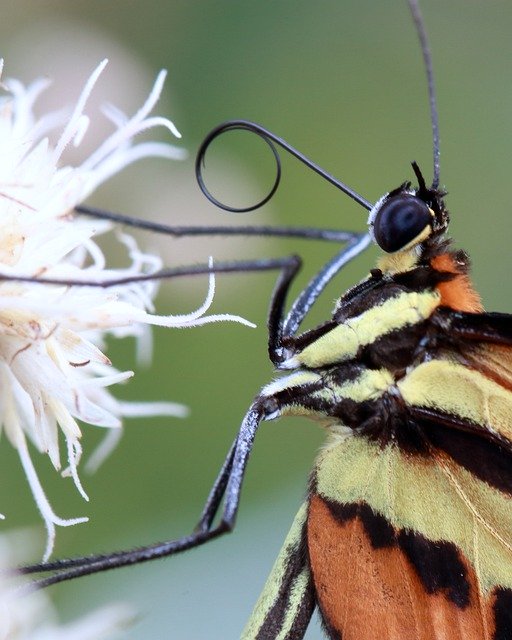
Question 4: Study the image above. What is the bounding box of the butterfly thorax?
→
[259,236,483,451]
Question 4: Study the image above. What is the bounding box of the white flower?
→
[0,59,254,560]
[0,533,133,640]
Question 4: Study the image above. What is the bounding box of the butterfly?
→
[21,0,512,638]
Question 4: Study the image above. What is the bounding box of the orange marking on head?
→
[431,253,483,313]
[307,494,494,640]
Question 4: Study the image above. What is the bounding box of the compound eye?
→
[372,194,432,253]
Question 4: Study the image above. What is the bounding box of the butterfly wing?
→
[309,434,512,639]
[433,308,512,346]
[242,502,316,640]
[307,336,512,640]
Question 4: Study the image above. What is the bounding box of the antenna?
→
[407,0,441,189]
[196,120,372,213]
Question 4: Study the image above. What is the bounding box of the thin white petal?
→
[63,438,89,502]
[117,400,189,418]
[17,433,88,561]
[82,142,186,195]
[81,70,180,172]
[79,370,133,388]
[72,114,90,147]
[53,59,108,162]
[0,61,252,557]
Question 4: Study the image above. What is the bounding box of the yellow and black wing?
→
[307,311,512,640]
[241,502,315,639]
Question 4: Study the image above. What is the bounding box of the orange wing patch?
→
[307,494,497,640]
[430,253,483,313]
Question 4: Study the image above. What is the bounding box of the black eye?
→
[372,194,432,253]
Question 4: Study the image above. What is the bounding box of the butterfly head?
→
[368,162,448,258]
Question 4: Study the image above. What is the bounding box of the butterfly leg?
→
[194,439,237,533]
[268,232,370,364]
[20,234,370,588]
[21,404,265,588]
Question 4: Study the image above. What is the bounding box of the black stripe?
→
[255,518,315,640]
[334,285,410,323]
[358,321,430,372]
[493,587,512,640]
[318,612,342,640]
[397,529,469,607]
[333,265,452,325]
[419,414,512,496]
[270,363,366,413]
[273,381,430,453]
[392,264,454,290]
[323,498,471,608]
[282,583,317,640]
[433,308,512,346]
[274,369,512,491]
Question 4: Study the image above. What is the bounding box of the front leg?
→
[268,233,370,366]
[21,404,265,588]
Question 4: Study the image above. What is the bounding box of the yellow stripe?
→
[293,290,439,368]
[275,567,311,640]
[398,359,512,441]
[316,436,512,593]
[377,246,421,275]
[277,369,393,425]
[323,368,394,404]
[261,371,323,396]
[241,502,309,639]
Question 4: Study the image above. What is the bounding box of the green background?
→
[1,1,512,638]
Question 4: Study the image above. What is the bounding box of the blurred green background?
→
[1,1,512,638]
